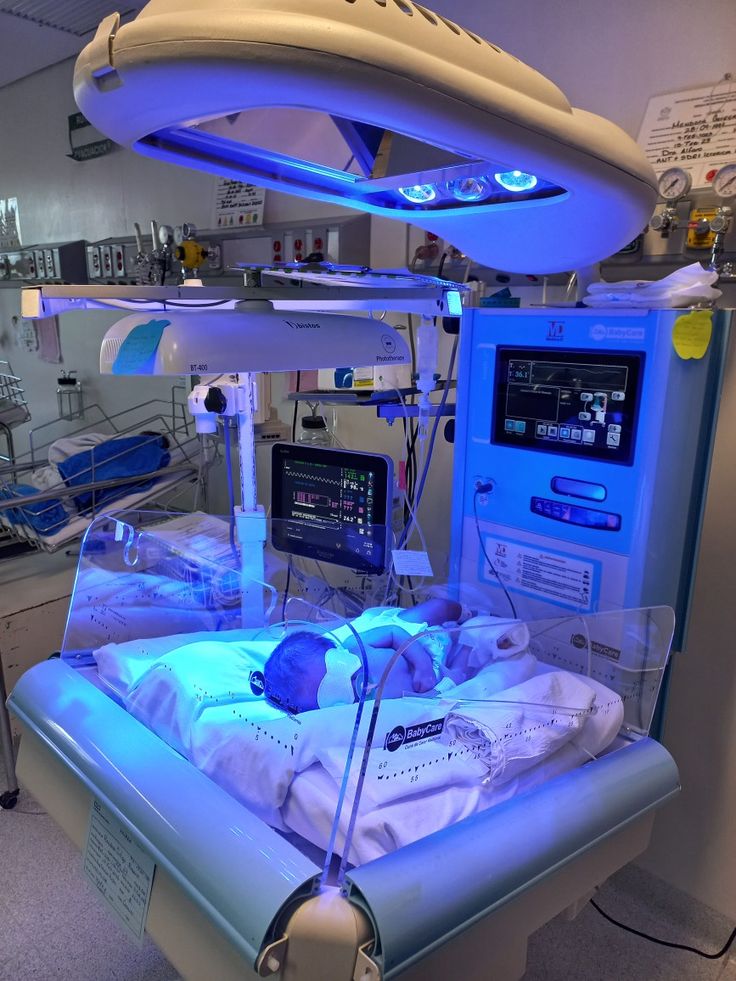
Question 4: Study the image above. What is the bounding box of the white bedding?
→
[93,629,624,865]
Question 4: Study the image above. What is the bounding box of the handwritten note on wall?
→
[637,81,736,187]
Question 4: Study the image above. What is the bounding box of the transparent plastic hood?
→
[61,511,674,886]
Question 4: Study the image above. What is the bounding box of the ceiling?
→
[0,2,146,89]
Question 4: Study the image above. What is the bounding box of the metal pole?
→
[235,372,267,627]
[0,660,19,809]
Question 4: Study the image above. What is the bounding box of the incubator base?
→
[15,721,663,981]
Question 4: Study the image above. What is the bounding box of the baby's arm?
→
[343,625,436,692]
[397,598,463,627]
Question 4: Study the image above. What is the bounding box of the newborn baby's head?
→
[264,630,364,714]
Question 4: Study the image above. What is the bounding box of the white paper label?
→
[637,82,736,187]
[392,549,434,577]
[212,177,265,229]
[479,537,594,611]
[84,799,155,945]
[0,197,22,250]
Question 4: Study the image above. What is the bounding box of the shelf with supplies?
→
[287,382,456,420]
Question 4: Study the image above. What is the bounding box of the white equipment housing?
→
[74,0,657,273]
[99,307,410,375]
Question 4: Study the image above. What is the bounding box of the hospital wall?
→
[0,0,735,920]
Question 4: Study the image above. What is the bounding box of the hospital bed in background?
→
[0,361,30,466]
[0,394,210,554]
[0,361,32,552]
[8,509,681,981]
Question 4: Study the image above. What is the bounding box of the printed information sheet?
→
[479,536,595,611]
[84,799,155,944]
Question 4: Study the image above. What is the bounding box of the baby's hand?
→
[402,643,438,692]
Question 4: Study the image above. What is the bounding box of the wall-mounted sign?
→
[637,78,736,188]
[67,111,115,162]
[0,197,21,249]
[211,177,265,229]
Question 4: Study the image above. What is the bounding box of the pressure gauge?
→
[657,167,692,201]
[712,164,736,200]
[174,223,198,246]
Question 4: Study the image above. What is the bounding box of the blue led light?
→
[494,170,538,192]
[447,176,491,202]
[398,184,437,204]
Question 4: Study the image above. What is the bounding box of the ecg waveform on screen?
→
[283,460,376,539]
[288,471,342,486]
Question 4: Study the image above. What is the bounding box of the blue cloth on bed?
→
[57,435,171,512]
[0,483,69,534]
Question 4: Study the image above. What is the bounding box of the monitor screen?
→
[491,347,644,465]
[270,443,393,573]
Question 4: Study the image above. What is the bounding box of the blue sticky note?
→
[112,318,170,374]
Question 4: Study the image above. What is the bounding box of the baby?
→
[263,599,529,714]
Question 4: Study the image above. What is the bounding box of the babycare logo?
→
[590,323,646,342]
[384,717,445,752]
[249,670,266,696]
[570,634,621,662]
[284,319,321,330]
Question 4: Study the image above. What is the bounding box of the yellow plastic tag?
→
[672,310,713,360]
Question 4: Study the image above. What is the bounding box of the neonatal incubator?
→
[4,0,721,976]
[10,508,678,979]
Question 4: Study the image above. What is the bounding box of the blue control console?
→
[450,308,729,648]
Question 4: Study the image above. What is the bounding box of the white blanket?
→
[283,674,623,863]
[93,628,624,864]
[95,628,257,694]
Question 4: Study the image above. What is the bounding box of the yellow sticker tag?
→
[672,310,713,360]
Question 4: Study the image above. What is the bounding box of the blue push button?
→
[551,476,607,502]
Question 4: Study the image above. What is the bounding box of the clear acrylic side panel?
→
[337,605,674,878]
[61,510,399,884]
[61,510,674,887]
[62,510,255,672]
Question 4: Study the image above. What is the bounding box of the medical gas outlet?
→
[649,167,691,235]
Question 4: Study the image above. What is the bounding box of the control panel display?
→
[271,443,392,573]
[492,348,643,464]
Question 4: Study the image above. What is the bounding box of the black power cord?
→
[472,485,518,619]
[281,371,301,620]
[591,899,736,960]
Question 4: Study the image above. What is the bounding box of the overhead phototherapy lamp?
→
[74,0,657,273]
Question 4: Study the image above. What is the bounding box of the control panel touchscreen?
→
[492,348,643,464]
